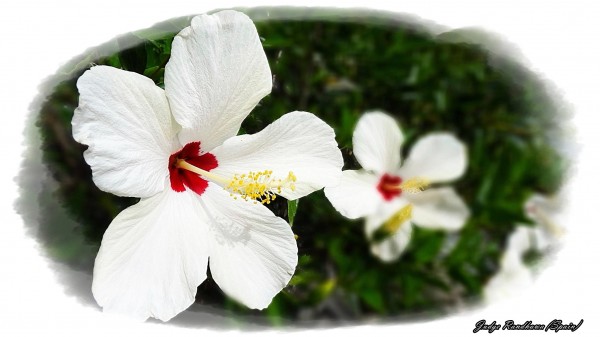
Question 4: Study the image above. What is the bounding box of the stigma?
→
[168,142,218,196]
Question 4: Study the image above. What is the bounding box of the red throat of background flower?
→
[377,173,403,201]
[168,142,218,195]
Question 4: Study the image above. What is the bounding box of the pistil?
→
[176,159,296,204]
[176,159,229,185]
[377,174,430,201]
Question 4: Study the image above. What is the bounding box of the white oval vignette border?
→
[1,1,598,336]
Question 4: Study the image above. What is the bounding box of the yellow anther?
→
[399,177,430,194]
[382,204,413,234]
[224,169,297,203]
[175,159,297,203]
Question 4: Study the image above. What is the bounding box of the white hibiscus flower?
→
[483,192,565,303]
[324,111,469,262]
[72,10,343,321]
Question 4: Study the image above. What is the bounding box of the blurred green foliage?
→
[36,8,567,324]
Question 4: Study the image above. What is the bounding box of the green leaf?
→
[287,199,299,226]
[412,229,445,264]
[359,289,385,312]
[317,279,336,299]
[117,35,147,74]
[143,66,159,77]
[265,297,284,326]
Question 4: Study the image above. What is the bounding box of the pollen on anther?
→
[225,169,297,203]
[382,204,413,234]
[400,177,430,194]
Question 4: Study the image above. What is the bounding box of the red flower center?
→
[168,142,218,195]
[377,173,403,201]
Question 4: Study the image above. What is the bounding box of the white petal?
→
[500,225,553,272]
[483,262,533,304]
[503,224,556,262]
[399,133,467,183]
[485,226,537,304]
[165,10,272,151]
[530,227,553,251]
[210,111,343,200]
[407,187,470,231]
[353,111,403,173]
[364,197,408,234]
[365,198,412,262]
[198,184,298,309]
[73,66,179,198]
[370,223,413,263]
[525,193,562,219]
[525,193,565,238]
[92,190,209,322]
[505,226,533,258]
[324,170,381,219]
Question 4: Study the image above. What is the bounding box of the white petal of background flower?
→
[407,187,470,231]
[399,133,467,183]
[92,189,209,322]
[370,223,413,263]
[324,170,382,219]
[210,111,343,200]
[353,111,404,173]
[72,66,180,198]
[483,261,533,304]
[504,226,533,258]
[484,189,568,305]
[483,226,536,304]
[365,197,413,261]
[198,183,298,309]
[504,224,556,261]
[525,193,566,238]
[165,10,272,152]
[364,195,408,235]
[529,227,553,251]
